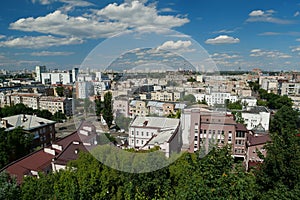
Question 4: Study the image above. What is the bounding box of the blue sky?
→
[0,0,300,71]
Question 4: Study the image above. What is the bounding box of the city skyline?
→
[0,0,300,71]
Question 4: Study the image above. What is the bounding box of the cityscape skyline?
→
[0,0,300,71]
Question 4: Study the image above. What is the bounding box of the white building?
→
[240,96,257,107]
[281,82,300,96]
[41,71,73,85]
[93,81,107,95]
[128,116,181,157]
[76,81,93,99]
[241,106,270,131]
[35,66,46,82]
[201,92,238,106]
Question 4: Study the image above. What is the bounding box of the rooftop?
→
[0,114,56,131]
[130,116,179,130]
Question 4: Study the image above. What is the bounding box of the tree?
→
[33,109,53,120]
[0,127,33,168]
[256,105,300,192]
[102,92,113,128]
[0,171,20,200]
[52,111,67,122]
[225,100,243,110]
[182,94,196,104]
[115,114,132,131]
[55,86,64,97]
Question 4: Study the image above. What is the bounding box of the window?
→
[194,136,198,141]
[136,140,139,144]
[146,132,149,136]
[141,132,144,136]
[136,131,139,136]
[132,131,134,135]
[141,140,144,145]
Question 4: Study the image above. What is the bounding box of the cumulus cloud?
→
[205,35,240,45]
[247,9,293,24]
[96,1,189,31]
[157,40,194,53]
[9,10,127,39]
[10,1,189,40]
[250,49,292,58]
[0,35,83,48]
[294,11,300,17]
[31,51,74,56]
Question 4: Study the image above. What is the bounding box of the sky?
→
[0,0,300,71]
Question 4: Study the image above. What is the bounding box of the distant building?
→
[0,114,56,148]
[113,95,130,118]
[35,66,46,82]
[128,116,181,157]
[76,81,93,99]
[4,93,42,109]
[41,71,73,85]
[240,96,257,107]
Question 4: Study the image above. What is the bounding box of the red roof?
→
[248,134,271,146]
[0,121,97,184]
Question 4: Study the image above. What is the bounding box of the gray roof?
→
[1,114,56,131]
[245,106,269,114]
[147,130,174,145]
[130,116,179,129]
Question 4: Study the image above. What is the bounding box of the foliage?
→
[115,114,132,131]
[0,127,33,168]
[167,110,181,119]
[181,94,196,104]
[33,109,53,120]
[232,111,245,124]
[248,80,260,92]
[0,171,20,200]
[52,111,67,122]
[187,77,196,82]
[258,89,293,109]
[55,86,64,97]
[198,99,208,105]
[225,100,243,110]
[0,103,34,117]
[102,92,113,128]
[256,105,300,194]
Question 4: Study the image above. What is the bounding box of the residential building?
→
[76,81,93,99]
[181,107,248,159]
[129,100,148,117]
[241,106,270,131]
[0,122,97,184]
[113,95,130,118]
[240,96,257,107]
[39,96,73,116]
[35,66,46,82]
[245,132,271,170]
[0,114,56,148]
[204,92,238,106]
[129,116,181,157]
[41,71,73,85]
[281,82,300,96]
[4,93,42,109]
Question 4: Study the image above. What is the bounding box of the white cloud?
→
[212,53,240,59]
[32,0,93,7]
[296,39,300,42]
[294,11,300,17]
[291,46,300,52]
[9,10,127,39]
[96,1,189,31]
[0,35,5,39]
[205,35,240,45]
[250,49,292,58]
[31,51,74,56]
[247,9,293,24]
[157,40,192,51]
[10,1,189,40]
[249,10,265,17]
[160,8,176,12]
[0,35,83,48]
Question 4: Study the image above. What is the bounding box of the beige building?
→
[4,93,42,109]
[39,96,73,116]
